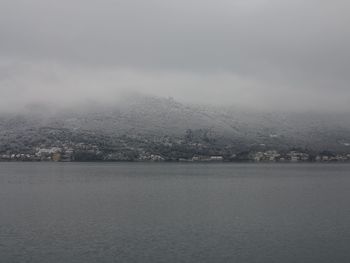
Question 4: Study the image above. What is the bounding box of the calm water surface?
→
[1,163,350,263]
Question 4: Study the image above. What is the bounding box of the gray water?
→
[1,163,350,263]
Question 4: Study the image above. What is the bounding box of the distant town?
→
[1,130,350,163]
[2,96,350,164]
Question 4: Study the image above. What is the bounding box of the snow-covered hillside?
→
[1,95,350,153]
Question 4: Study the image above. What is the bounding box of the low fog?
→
[0,0,350,112]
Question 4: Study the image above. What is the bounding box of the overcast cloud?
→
[0,0,349,112]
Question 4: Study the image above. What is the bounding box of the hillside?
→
[1,95,350,161]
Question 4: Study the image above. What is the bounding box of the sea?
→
[1,162,350,263]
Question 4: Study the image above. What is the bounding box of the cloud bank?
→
[0,0,349,112]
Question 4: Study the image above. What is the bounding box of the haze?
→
[0,0,349,112]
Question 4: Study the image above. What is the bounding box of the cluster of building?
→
[2,143,350,163]
[0,143,99,162]
[0,147,74,162]
[250,150,350,162]
[138,154,165,161]
[187,156,224,162]
[315,154,350,162]
[251,150,310,162]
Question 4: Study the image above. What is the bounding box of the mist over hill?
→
[1,94,350,161]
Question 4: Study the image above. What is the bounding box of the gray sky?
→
[0,0,350,112]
